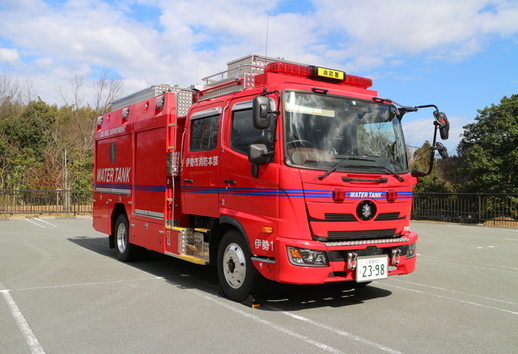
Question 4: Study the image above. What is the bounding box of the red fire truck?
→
[93,55,449,303]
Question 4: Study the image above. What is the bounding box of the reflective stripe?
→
[96,187,131,195]
[134,209,164,219]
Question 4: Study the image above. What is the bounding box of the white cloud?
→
[0,48,20,63]
[314,0,518,66]
[0,0,517,105]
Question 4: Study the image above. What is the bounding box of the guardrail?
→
[0,190,92,216]
[412,193,518,227]
[1,190,517,227]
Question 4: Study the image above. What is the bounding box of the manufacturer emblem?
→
[357,200,377,221]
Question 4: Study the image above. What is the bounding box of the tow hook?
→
[347,252,358,270]
[391,248,402,265]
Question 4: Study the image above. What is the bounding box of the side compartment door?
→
[181,106,222,217]
[93,134,133,234]
[134,127,167,219]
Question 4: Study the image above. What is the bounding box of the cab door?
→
[181,105,222,217]
[218,99,280,223]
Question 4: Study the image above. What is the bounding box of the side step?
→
[168,227,210,265]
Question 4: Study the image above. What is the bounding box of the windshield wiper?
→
[316,157,376,180]
[366,164,405,182]
[316,158,405,182]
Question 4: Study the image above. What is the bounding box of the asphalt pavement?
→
[1,217,517,353]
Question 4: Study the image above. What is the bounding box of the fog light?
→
[287,247,328,267]
[406,242,417,259]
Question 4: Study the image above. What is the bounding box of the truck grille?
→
[310,213,404,222]
[313,228,397,242]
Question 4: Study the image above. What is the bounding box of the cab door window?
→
[231,101,273,155]
[190,114,219,151]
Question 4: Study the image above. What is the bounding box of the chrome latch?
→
[391,248,402,265]
[347,252,358,270]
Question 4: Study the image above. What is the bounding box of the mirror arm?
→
[415,104,439,111]
[373,97,417,120]
[425,123,441,175]
[412,147,436,178]
[413,125,449,178]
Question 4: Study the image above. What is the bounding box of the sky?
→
[1,0,518,154]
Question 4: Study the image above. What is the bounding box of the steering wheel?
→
[287,140,312,149]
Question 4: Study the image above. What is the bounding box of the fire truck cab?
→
[93,55,449,303]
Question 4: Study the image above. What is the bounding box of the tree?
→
[0,99,59,189]
[0,75,25,187]
[409,141,452,193]
[56,71,123,190]
[458,94,518,193]
[93,69,124,112]
[0,72,123,191]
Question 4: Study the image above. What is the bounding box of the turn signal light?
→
[333,189,346,202]
[386,190,398,202]
[287,246,328,266]
[262,226,273,234]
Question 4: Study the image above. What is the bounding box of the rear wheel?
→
[114,214,141,262]
[217,230,259,302]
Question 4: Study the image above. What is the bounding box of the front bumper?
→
[252,232,418,284]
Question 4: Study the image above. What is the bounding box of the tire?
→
[114,214,141,262]
[217,230,259,302]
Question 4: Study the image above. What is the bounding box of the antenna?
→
[264,11,270,59]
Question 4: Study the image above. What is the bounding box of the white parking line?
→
[24,218,57,228]
[446,224,518,233]
[193,290,345,354]
[390,278,517,305]
[12,276,166,292]
[278,310,403,354]
[383,282,518,316]
[1,289,46,354]
[418,254,518,272]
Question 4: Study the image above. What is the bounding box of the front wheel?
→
[217,230,259,302]
[114,214,141,262]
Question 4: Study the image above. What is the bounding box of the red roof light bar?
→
[264,61,372,89]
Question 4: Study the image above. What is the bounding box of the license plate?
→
[356,255,388,282]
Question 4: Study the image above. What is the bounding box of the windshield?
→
[283,91,408,174]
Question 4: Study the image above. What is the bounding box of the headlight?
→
[406,242,417,259]
[287,247,328,267]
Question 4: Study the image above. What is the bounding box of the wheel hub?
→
[223,243,246,289]
[116,223,127,253]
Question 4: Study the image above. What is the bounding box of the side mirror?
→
[435,142,449,159]
[434,111,450,140]
[440,123,450,140]
[248,143,272,164]
[252,96,271,129]
[411,170,428,178]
